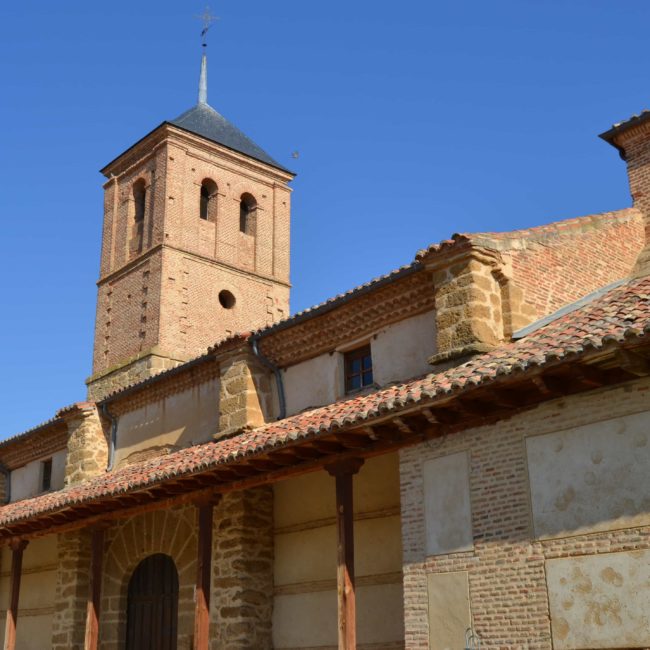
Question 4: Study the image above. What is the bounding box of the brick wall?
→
[91,127,292,390]
[501,209,644,319]
[400,377,650,649]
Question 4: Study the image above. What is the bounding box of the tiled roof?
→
[1,275,649,528]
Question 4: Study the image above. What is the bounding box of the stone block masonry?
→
[211,487,274,650]
[47,490,273,649]
[52,530,92,650]
[59,403,109,487]
[218,350,273,436]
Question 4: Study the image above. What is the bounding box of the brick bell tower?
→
[87,50,294,400]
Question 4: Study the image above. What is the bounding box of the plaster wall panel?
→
[283,352,340,417]
[275,525,336,586]
[273,583,404,649]
[0,538,57,650]
[275,515,402,586]
[274,453,400,529]
[14,615,52,650]
[273,590,337,648]
[50,450,66,491]
[372,309,437,386]
[526,410,650,538]
[546,550,650,649]
[423,451,473,556]
[427,571,472,650]
[281,310,436,418]
[273,452,403,648]
[114,378,219,466]
[10,459,45,502]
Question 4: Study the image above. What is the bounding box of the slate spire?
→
[198,52,208,105]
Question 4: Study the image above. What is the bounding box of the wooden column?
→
[84,527,105,650]
[3,539,28,650]
[326,458,364,650]
[193,496,218,650]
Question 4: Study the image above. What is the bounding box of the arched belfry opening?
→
[239,193,257,235]
[130,179,147,257]
[199,178,218,222]
[125,554,179,650]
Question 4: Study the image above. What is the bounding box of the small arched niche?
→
[239,193,257,236]
[199,178,218,222]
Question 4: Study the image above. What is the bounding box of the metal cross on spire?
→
[196,6,219,48]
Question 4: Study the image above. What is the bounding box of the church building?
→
[0,42,649,650]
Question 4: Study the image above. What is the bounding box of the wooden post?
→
[193,497,218,650]
[3,539,28,650]
[84,527,105,650]
[326,458,364,650]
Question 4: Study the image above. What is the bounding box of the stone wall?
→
[60,404,109,487]
[400,376,650,650]
[100,505,198,650]
[428,246,531,364]
[52,531,91,650]
[66,488,273,650]
[218,352,273,436]
[87,349,185,402]
[211,487,274,650]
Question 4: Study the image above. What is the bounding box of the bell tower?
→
[87,51,294,400]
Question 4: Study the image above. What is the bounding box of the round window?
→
[219,290,236,309]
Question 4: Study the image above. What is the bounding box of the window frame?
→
[40,458,53,493]
[344,344,374,394]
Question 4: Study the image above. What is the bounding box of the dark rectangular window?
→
[41,458,52,492]
[344,345,373,393]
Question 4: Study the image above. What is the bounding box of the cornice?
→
[97,243,291,289]
[166,127,294,184]
[0,421,68,470]
[258,269,436,367]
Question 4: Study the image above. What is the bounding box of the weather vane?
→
[196,6,219,48]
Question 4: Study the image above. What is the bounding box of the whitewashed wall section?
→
[526,410,650,538]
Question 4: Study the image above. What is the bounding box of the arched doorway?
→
[125,554,179,650]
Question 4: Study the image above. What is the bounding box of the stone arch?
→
[99,505,197,650]
[126,554,179,650]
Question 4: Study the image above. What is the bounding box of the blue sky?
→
[0,0,647,436]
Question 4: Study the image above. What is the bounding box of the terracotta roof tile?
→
[1,275,649,528]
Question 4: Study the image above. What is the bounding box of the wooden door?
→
[125,554,179,650]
